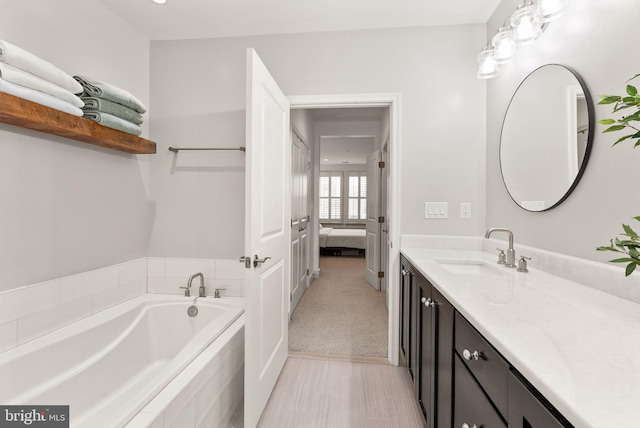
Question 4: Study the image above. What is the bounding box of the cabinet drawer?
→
[454,355,507,428]
[455,312,509,418]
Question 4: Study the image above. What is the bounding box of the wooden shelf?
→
[0,92,156,154]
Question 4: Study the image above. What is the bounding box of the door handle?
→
[253,255,272,267]
[239,256,251,269]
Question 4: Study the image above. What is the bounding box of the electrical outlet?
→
[425,202,448,219]
[460,202,471,219]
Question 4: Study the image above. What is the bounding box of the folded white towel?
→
[0,63,83,108]
[0,39,82,94]
[0,77,83,117]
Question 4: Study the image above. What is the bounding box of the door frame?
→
[288,93,401,365]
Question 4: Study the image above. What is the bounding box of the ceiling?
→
[321,137,375,165]
[98,0,502,41]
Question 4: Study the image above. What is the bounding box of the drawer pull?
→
[421,297,435,308]
[462,424,478,428]
[462,349,480,361]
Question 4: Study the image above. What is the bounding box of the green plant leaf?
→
[633,216,640,222]
[627,74,640,82]
[622,224,638,237]
[604,125,627,133]
[621,112,640,122]
[625,263,637,276]
[612,134,634,146]
[609,257,635,263]
[627,85,638,96]
[598,95,622,104]
[599,118,616,125]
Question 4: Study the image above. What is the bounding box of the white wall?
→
[149,25,487,259]
[0,0,150,292]
[486,0,640,262]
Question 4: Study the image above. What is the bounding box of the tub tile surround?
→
[401,234,640,304]
[0,257,245,354]
[125,317,245,428]
[148,257,245,297]
[400,234,640,427]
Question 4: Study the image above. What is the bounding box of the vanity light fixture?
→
[510,1,544,46]
[491,26,517,64]
[477,0,569,79]
[535,0,568,22]
[152,0,167,4]
[477,45,500,79]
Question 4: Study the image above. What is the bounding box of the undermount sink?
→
[435,259,509,276]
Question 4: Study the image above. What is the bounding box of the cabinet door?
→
[409,266,420,386]
[454,356,507,428]
[433,287,454,428]
[509,371,573,428]
[416,274,435,427]
[400,257,412,365]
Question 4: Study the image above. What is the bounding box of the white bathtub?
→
[0,294,244,428]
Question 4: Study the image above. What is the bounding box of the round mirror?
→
[500,64,594,211]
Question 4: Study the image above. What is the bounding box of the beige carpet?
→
[288,256,388,358]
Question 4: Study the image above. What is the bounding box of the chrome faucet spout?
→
[484,228,516,268]
[180,272,205,297]
[187,272,206,298]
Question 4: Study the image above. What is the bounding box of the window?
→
[347,172,367,221]
[319,172,342,222]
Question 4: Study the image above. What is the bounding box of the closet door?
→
[290,133,309,315]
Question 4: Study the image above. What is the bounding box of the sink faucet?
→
[484,228,516,268]
[180,272,205,297]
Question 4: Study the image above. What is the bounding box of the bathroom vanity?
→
[400,240,640,428]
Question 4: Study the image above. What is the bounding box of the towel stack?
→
[0,39,83,116]
[74,76,146,136]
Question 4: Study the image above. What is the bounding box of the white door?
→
[380,139,389,304]
[365,150,381,290]
[290,133,310,316]
[244,48,290,428]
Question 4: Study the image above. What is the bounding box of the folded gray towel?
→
[74,75,146,114]
[83,110,142,136]
[81,97,143,125]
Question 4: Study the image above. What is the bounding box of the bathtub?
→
[0,294,245,428]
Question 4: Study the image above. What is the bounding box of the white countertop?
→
[401,247,640,428]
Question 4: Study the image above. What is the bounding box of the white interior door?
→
[290,133,310,316]
[244,48,290,428]
[365,150,380,290]
[381,139,389,305]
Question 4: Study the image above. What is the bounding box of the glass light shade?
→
[477,46,500,79]
[152,0,167,4]
[510,2,543,45]
[535,0,568,22]
[491,27,516,64]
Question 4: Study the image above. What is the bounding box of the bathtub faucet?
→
[180,272,205,297]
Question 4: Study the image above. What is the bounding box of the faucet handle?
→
[179,286,190,297]
[214,288,227,298]
[517,255,531,273]
[496,248,506,265]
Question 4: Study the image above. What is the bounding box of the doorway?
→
[287,100,398,362]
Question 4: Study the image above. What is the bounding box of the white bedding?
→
[319,227,366,249]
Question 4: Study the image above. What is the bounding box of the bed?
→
[319,226,366,254]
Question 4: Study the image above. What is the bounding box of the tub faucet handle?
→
[496,248,506,265]
[517,255,531,273]
[214,288,226,298]
[179,286,190,297]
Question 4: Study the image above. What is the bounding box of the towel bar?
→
[168,146,246,152]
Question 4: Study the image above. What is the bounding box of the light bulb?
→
[535,0,568,22]
[510,1,543,46]
[491,27,516,64]
[477,46,500,79]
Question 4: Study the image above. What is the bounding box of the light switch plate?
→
[425,202,448,219]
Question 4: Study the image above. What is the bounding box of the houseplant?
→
[596,74,640,276]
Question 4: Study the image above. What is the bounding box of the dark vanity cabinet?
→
[400,256,454,428]
[509,370,572,428]
[400,256,572,428]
